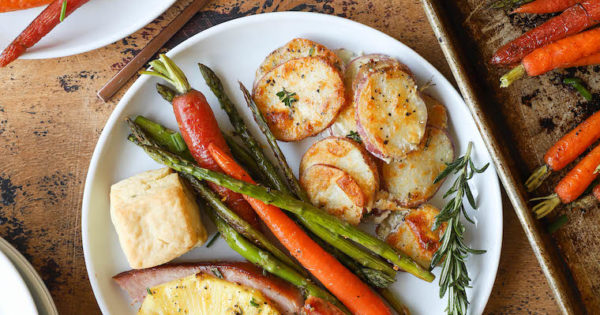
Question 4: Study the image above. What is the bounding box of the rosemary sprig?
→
[431,142,489,315]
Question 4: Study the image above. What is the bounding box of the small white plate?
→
[0,237,58,315]
[0,240,38,315]
[0,0,176,59]
[82,12,503,315]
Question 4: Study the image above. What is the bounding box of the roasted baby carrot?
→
[492,0,600,65]
[140,55,259,228]
[561,51,600,68]
[532,143,600,218]
[513,0,581,13]
[207,143,392,315]
[0,0,90,67]
[501,26,600,87]
[0,0,53,12]
[526,110,600,191]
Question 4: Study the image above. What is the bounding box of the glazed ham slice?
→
[113,262,304,315]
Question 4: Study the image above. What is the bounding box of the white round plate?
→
[0,237,58,315]
[0,240,38,315]
[82,12,503,315]
[0,0,176,59]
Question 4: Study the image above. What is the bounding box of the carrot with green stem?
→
[532,143,600,218]
[139,54,259,228]
[491,0,600,66]
[500,26,600,87]
[0,0,91,67]
[207,142,392,315]
[513,0,581,13]
[526,110,600,191]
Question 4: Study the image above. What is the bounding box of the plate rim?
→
[0,237,58,315]
[2,0,176,60]
[81,11,503,315]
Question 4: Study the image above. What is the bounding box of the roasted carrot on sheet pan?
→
[526,110,600,191]
[491,0,600,65]
[513,0,581,13]
[500,27,600,87]
[532,143,600,218]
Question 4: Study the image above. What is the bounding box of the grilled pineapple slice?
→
[138,273,280,315]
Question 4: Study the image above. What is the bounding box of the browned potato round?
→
[422,93,448,130]
[254,38,342,88]
[355,64,427,162]
[300,137,379,211]
[376,204,447,268]
[380,127,454,207]
[330,55,403,138]
[300,164,365,225]
[253,57,345,141]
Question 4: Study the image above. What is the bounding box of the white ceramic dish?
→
[0,237,58,315]
[82,12,503,315]
[0,0,176,59]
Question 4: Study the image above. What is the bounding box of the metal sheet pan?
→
[420,0,594,313]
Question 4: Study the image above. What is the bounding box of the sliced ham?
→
[113,262,304,315]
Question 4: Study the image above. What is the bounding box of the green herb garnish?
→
[563,77,593,101]
[431,142,489,315]
[206,232,220,248]
[211,268,224,279]
[308,46,315,56]
[276,88,297,108]
[146,288,153,295]
[250,298,259,307]
[547,214,568,233]
[346,130,362,143]
[60,0,67,22]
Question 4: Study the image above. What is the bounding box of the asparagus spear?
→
[127,118,305,276]
[205,199,349,314]
[129,140,435,282]
[198,63,289,193]
[134,116,194,161]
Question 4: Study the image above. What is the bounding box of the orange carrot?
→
[492,0,600,65]
[207,143,391,315]
[501,26,600,87]
[525,110,600,191]
[523,27,600,76]
[561,51,600,68]
[545,111,600,171]
[532,143,600,218]
[0,0,90,67]
[514,0,581,13]
[554,144,600,203]
[0,0,52,12]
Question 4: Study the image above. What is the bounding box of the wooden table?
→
[0,0,562,313]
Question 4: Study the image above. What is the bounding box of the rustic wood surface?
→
[0,0,561,313]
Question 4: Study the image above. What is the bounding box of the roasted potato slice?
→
[253,57,346,141]
[376,204,446,268]
[355,64,427,162]
[330,55,405,138]
[380,127,454,207]
[300,164,365,225]
[300,137,379,210]
[422,93,448,130]
[255,38,342,87]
